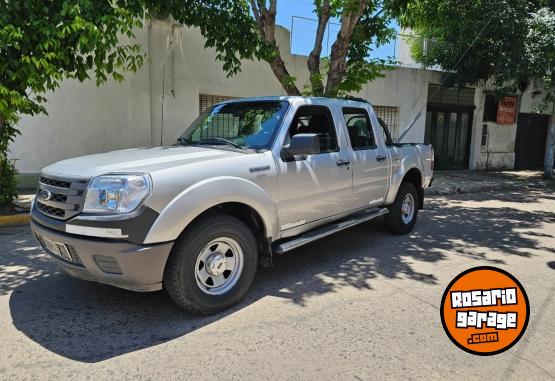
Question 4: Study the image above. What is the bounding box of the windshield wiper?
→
[176,137,190,146]
[196,138,244,149]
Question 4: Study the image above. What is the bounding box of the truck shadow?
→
[5,186,555,362]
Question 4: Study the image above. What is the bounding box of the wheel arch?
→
[144,177,279,245]
[402,168,424,209]
[386,166,424,209]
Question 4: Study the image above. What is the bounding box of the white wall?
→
[11,26,152,178]
[11,20,441,181]
[471,81,552,170]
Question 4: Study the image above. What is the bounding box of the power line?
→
[397,17,493,142]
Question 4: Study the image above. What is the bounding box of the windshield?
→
[179,101,289,150]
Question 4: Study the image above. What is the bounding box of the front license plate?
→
[39,235,72,262]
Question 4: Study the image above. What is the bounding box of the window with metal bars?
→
[199,94,238,114]
[374,106,400,139]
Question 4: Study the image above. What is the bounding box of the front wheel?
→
[384,182,419,234]
[163,214,258,314]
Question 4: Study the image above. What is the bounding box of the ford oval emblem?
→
[40,189,52,201]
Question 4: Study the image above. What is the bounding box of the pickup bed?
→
[30,96,433,314]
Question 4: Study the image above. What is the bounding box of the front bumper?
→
[31,220,174,292]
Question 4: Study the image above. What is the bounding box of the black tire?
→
[384,182,419,234]
[163,214,258,314]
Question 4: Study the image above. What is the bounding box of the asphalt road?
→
[0,185,554,380]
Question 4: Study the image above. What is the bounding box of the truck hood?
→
[42,146,245,179]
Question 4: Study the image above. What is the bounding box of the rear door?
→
[275,104,355,231]
[342,106,390,208]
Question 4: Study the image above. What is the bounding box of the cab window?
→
[342,107,376,150]
[288,106,339,153]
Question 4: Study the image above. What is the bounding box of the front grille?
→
[37,202,66,218]
[36,175,88,220]
[51,193,67,203]
[39,176,72,189]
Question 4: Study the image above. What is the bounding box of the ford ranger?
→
[30,96,433,314]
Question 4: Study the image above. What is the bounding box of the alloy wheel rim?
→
[195,237,244,295]
[401,193,415,224]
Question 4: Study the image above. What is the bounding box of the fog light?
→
[94,255,122,274]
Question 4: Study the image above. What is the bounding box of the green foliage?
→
[337,3,398,96]
[0,0,150,203]
[0,0,146,126]
[302,1,402,97]
[0,156,18,205]
[526,7,555,111]
[0,122,19,204]
[400,0,554,95]
[400,0,555,176]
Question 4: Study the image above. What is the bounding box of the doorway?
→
[515,113,549,169]
[425,108,473,170]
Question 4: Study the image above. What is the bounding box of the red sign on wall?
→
[497,96,517,125]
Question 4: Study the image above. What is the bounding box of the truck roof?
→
[217,96,371,107]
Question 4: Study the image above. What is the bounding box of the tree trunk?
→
[250,0,301,96]
[269,55,301,96]
[324,1,367,97]
[307,0,331,96]
[544,103,555,179]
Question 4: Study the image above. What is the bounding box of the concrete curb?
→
[425,185,499,195]
[425,180,552,196]
[0,214,30,227]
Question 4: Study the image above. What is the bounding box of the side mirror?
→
[282,133,320,157]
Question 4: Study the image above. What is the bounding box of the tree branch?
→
[308,0,331,95]
[249,0,301,95]
[325,0,369,96]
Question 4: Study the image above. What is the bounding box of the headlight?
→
[83,174,151,214]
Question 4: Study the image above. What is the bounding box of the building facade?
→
[11,20,552,188]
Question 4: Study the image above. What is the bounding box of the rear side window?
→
[288,106,338,153]
[342,107,376,150]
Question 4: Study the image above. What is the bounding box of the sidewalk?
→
[426,170,553,195]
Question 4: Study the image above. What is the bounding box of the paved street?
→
[0,185,554,380]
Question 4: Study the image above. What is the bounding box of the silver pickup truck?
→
[30,96,433,314]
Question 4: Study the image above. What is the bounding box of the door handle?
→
[376,155,387,162]
[336,159,351,167]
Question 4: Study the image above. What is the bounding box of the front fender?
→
[144,177,279,244]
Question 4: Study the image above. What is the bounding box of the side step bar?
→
[273,207,389,254]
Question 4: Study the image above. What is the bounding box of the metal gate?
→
[424,107,473,170]
[515,113,549,169]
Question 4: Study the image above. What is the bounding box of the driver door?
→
[275,105,354,231]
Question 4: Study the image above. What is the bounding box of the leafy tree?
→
[400,0,555,178]
[248,0,401,97]
[0,0,262,203]
[0,0,146,202]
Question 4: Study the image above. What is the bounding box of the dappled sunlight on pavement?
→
[0,184,553,379]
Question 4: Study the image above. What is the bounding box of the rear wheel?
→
[384,182,419,234]
[164,214,258,314]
